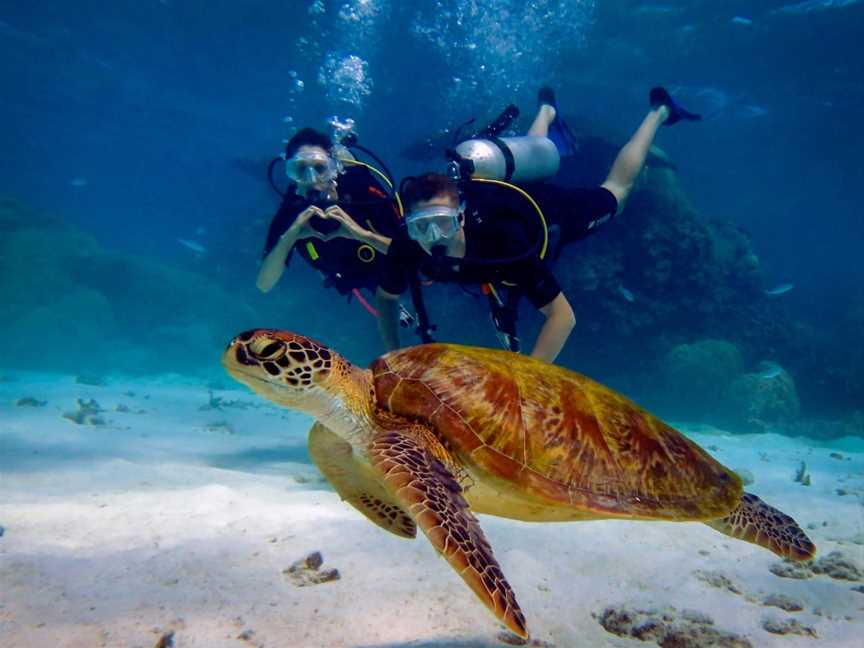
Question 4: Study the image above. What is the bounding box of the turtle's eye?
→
[251,340,285,360]
[259,342,284,358]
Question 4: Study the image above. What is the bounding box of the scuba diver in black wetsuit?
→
[257,126,402,311]
[376,86,700,364]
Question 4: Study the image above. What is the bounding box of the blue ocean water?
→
[1,0,862,415]
[1,2,863,646]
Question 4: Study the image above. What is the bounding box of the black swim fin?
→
[538,86,579,157]
[650,86,702,125]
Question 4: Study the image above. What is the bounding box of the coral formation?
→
[595,604,753,647]
[810,551,863,581]
[725,370,800,430]
[283,551,340,587]
[770,551,863,581]
[656,339,743,418]
[0,199,257,377]
[62,398,106,426]
[761,593,804,612]
[761,615,817,638]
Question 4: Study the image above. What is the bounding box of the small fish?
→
[618,285,635,302]
[731,16,753,25]
[668,85,731,121]
[69,177,88,188]
[758,361,783,379]
[772,0,860,16]
[177,238,206,254]
[764,283,794,296]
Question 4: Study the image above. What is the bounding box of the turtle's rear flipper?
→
[370,428,528,639]
[703,492,816,562]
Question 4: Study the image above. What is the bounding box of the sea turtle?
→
[222,329,816,638]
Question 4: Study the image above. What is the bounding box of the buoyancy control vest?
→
[288,164,401,295]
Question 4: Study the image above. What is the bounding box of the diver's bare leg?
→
[527,105,556,137]
[602,106,670,213]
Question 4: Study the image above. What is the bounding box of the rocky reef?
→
[653,339,802,431]
[0,198,258,376]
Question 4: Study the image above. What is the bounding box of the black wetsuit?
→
[262,165,400,294]
[379,181,618,308]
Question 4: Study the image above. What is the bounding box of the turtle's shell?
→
[371,344,742,521]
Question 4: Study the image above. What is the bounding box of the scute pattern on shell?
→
[371,344,742,521]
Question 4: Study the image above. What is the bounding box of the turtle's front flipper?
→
[369,429,528,639]
[703,492,816,562]
[308,422,416,539]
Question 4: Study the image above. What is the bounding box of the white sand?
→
[1,372,862,648]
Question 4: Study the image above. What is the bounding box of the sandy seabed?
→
[1,372,862,648]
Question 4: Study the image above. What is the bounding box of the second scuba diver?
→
[376,86,700,363]
[257,127,400,305]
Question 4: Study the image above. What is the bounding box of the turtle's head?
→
[222,329,359,417]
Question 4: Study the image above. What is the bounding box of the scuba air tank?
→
[452,136,560,183]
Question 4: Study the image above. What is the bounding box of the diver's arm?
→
[323,205,391,253]
[531,292,576,363]
[376,287,402,350]
[256,232,294,293]
[256,206,323,293]
[352,227,392,254]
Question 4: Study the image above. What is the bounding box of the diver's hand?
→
[285,205,327,240]
[321,205,366,241]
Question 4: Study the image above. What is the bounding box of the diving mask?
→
[405,205,462,245]
[285,151,339,185]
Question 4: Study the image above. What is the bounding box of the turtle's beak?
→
[221,329,287,391]
[223,330,260,369]
[222,329,273,376]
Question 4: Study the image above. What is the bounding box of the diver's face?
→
[407,194,464,255]
[287,145,337,193]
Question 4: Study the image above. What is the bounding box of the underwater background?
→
[2,0,862,432]
[2,2,864,647]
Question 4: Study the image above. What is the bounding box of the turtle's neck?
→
[313,364,376,448]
